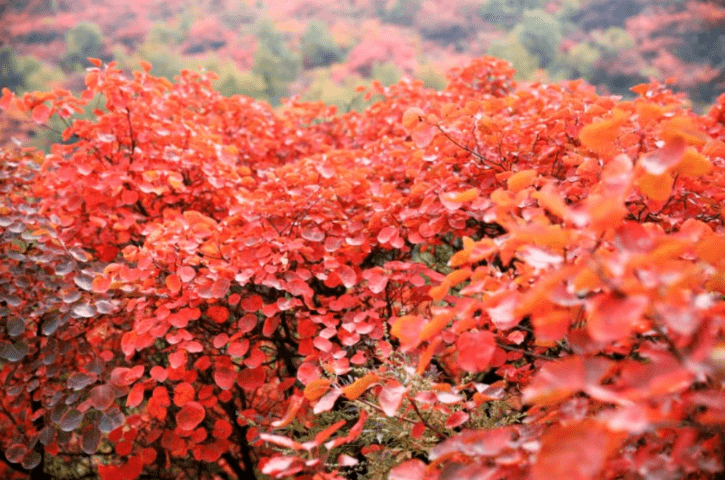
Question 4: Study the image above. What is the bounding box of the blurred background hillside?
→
[1,0,724,149]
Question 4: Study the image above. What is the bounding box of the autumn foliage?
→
[1,55,725,479]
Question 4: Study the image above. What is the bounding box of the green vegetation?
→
[512,9,561,68]
[62,22,103,72]
[301,20,343,69]
[0,45,64,94]
[251,20,301,104]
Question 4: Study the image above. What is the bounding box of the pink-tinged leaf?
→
[31,103,52,124]
[259,434,303,450]
[81,428,101,455]
[445,411,469,429]
[150,366,168,382]
[313,336,333,352]
[214,365,237,390]
[389,459,426,480]
[213,333,229,349]
[210,278,231,298]
[110,366,144,386]
[261,456,303,477]
[532,420,621,480]
[640,136,686,175]
[5,444,27,463]
[297,362,321,385]
[169,350,187,369]
[175,401,205,431]
[178,266,196,282]
[90,384,115,411]
[411,422,425,438]
[379,380,408,417]
[430,428,514,459]
[456,330,495,373]
[337,265,357,288]
[314,388,342,414]
[377,225,398,244]
[367,272,388,294]
[412,123,437,148]
[586,293,649,343]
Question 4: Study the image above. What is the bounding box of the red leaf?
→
[337,265,357,288]
[237,366,265,390]
[175,401,205,431]
[150,366,168,382]
[532,421,621,480]
[456,331,495,373]
[126,383,145,408]
[214,364,237,390]
[210,278,231,298]
[241,294,263,312]
[207,305,229,323]
[445,411,469,429]
[173,382,195,406]
[212,419,232,439]
[586,293,649,343]
[377,225,398,244]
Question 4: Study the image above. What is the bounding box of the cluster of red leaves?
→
[1,55,725,479]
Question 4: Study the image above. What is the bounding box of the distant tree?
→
[300,20,343,69]
[61,22,103,72]
[512,9,562,68]
[251,20,301,104]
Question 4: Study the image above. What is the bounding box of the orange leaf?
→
[165,274,181,293]
[428,281,450,302]
[92,276,112,293]
[140,60,152,72]
[507,169,537,193]
[444,268,471,288]
[448,249,470,267]
[579,109,626,154]
[0,88,13,110]
[271,395,304,428]
[674,148,712,177]
[419,311,455,343]
[402,107,425,130]
[416,337,442,375]
[342,373,380,400]
[638,172,674,202]
[451,188,479,203]
[390,315,425,349]
[304,379,331,402]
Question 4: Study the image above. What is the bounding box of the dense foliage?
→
[1,54,725,479]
